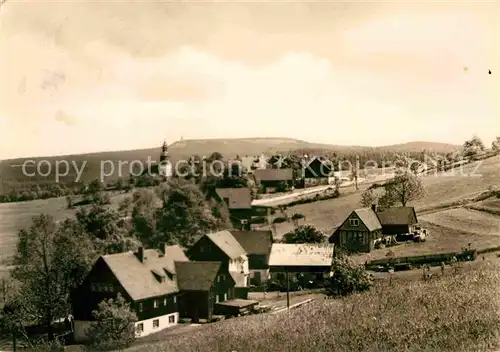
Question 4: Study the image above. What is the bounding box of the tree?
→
[463,135,485,160]
[382,171,425,207]
[12,215,96,341]
[359,189,378,208]
[492,137,500,153]
[282,225,325,244]
[155,179,226,248]
[76,204,140,254]
[325,252,372,297]
[87,294,138,351]
[291,213,305,227]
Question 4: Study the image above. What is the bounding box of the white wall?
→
[73,312,179,342]
[135,312,179,338]
[74,320,92,343]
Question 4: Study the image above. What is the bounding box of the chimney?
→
[371,204,377,212]
[159,243,168,257]
[136,246,144,263]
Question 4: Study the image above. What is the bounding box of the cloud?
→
[54,110,78,126]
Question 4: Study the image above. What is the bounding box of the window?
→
[154,300,159,308]
[164,298,167,306]
[349,218,359,226]
[224,293,227,301]
[137,323,144,333]
[215,295,219,303]
[153,319,159,329]
[139,303,143,312]
[173,296,177,304]
[169,315,175,324]
[90,283,114,293]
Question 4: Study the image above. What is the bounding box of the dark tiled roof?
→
[101,247,182,301]
[354,208,382,232]
[254,168,294,182]
[215,188,252,209]
[230,230,272,256]
[376,207,417,226]
[174,261,222,291]
[206,230,248,260]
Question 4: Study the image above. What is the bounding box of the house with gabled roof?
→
[268,243,334,283]
[174,261,258,322]
[303,156,333,188]
[329,205,419,253]
[253,168,294,193]
[70,244,188,342]
[376,207,418,235]
[230,230,273,284]
[214,188,253,229]
[187,230,250,290]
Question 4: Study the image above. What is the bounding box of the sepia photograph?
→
[0,0,499,351]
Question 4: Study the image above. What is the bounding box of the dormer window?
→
[349,218,359,226]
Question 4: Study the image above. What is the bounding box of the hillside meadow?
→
[125,261,500,352]
[0,192,129,264]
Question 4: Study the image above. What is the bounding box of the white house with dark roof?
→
[71,244,189,342]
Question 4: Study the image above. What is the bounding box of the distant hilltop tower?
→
[159,140,172,180]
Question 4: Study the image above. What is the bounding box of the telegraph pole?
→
[286,268,290,309]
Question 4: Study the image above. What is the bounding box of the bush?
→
[272,217,287,224]
[325,253,373,297]
[87,294,138,351]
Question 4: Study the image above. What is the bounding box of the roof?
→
[353,208,382,232]
[174,261,222,291]
[101,247,183,301]
[254,168,294,182]
[215,188,252,209]
[206,230,248,260]
[215,299,259,308]
[268,244,334,267]
[376,207,417,226]
[229,230,273,255]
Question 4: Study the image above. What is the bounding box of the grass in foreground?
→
[126,261,500,352]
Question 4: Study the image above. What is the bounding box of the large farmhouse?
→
[71,245,188,342]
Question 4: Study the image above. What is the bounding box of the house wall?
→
[73,320,92,343]
[382,224,412,235]
[304,177,329,187]
[133,293,178,321]
[135,312,179,338]
[178,267,236,321]
[249,269,270,284]
[73,313,179,342]
[71,258,131,321]
[334,211,382,253]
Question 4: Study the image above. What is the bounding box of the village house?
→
[375,206,419,235]
[230,230,273,285]
[187,230,251,294]
[253,169,294,193]
[70,244,188,342]
[329,205,419,253]
[268,243,334,284]
[267,155,289,169]
[214,187,253,229]
[303,156,333,188]
[174,261,258,322]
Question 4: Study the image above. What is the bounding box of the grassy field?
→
[268,155,500,238]
[124,261,500,352]
[0,192,130,264]
[419,208,500,237]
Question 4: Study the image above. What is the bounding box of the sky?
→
[0,1,499,159]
